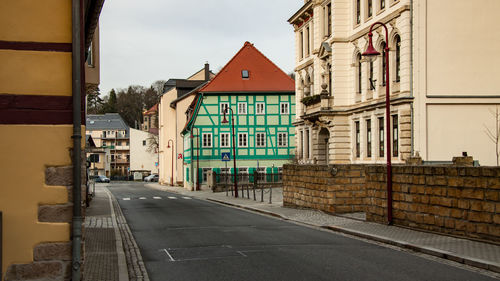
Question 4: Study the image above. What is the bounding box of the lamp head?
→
[221,109,229,124]
[362,32,380,62]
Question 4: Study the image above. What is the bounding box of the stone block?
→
[444,218,455,229]
[487,178,500,189]
[38,204,72,223]
[5,262,63,280]
[452,156,474,166]
[45,166,73,186]
[461,189,484,200]
[447,177,464,187]
[468,212,492,223]
[34,242,71,261]
[451,209,465,219]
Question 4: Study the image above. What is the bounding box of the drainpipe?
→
[410,0,415,156]
[71,0,83,280]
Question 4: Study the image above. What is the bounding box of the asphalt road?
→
[109,182,497,281]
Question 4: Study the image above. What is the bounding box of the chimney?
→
[204,62,210,81]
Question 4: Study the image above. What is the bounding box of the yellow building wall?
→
[0,126,72,278]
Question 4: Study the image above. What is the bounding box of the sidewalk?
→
[147,183,500,277]
[84,185,149,281]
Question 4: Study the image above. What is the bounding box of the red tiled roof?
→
[200,42,295,93]
[144,104,158,115]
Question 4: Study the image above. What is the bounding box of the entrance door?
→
[318,128,330,165]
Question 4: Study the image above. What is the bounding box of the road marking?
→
[168,196,177,199]
[153,196,162,200]
[162,249,175,262]
[182,197,192,200]
[139,197,147,200]
[122,198,131,201]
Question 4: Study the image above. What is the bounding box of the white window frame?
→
[220,133,230,148]
[256,102,265,115]
[278,132,288,147]
[257,167,266,182]
[238,102,247,115]
[239,167,249,182]
[220,102,229,115]
[256,132,266,147]
[202,168,212,183]
[280,102,290,115]
[238,133,248,147]
[202,133,212,148]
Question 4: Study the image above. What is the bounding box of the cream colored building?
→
[289,0,500,166]
[158,64,215,186]
[130,128,159,175]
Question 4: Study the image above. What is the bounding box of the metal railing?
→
[214,171,282,203]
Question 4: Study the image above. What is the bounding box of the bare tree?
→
[146,133,159,154]
[484,106,500,166]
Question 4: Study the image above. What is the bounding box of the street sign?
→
[221,152,231,162]
[178,153,183,159]
[155,162,158,167]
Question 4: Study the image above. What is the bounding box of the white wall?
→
[130,128,158,174]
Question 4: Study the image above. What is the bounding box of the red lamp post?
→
[190,127,201,191]
[362,22,393,225]
[221,107,238,198]
[167,139,174,186]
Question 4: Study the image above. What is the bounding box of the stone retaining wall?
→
[283,164,500,242]
[283,164,366,213]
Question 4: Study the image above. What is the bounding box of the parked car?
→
[144,174,159,182]
[94,175,110,183]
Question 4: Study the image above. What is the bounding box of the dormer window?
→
[242,70,249,79]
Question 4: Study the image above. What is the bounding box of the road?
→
[109,182,497,281]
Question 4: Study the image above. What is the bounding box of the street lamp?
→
[362,22,393,225]
[190,127,201,191]
[221,107,238,198]
[167,139,174,186]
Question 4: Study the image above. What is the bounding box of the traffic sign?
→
[221,152,231,162]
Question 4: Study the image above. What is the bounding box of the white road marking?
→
[182,197,192,200]
[122,198,131,201]
[168,196,177,199]
[162,249,175,262]
[139,197,147,200]
[153,196,162,200]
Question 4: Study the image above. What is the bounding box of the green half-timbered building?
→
[181,42,296,189]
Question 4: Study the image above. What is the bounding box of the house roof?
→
[86,113,130,135]
[199,42,295,94]
[144,104,158,116]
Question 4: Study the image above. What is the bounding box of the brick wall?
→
[366,165,500,242]
[283,164,366,213]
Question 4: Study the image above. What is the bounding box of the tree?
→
[86,84,103,114]
[143,86,159,111]
[116,86,145,128]
[146,133,159,154]
[484,106,500,166]
[101,89,118,113]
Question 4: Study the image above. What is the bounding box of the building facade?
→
[86,114,131,177]
[0,0,104,280]
[158,64,214,186]
[182,42,296,190]
[130,128,159,176]
[289,0,500,166]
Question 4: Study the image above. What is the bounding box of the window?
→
[238,133,248,147]
[306,27,310,56]
[278,132,288,147]
[395,35,401,82]
[392,115,399,157]
[142,140,146,146]
[221,168,230,182]
[280,102,290,115]
[86,42,94,67]
[256,102,265,115]
[356,53,362,94]
[220,133,230,148]
[326,3,332,36]
[380,0,385,10]
[278,167,283,181]
[379,117,384,157]
[369,60,375,90]
[356,0,361,24]
[242,70,249,79]
[220,102,229,115]
[381,41,387,86]
[355,121,360,158]
[256,133,266,147]
[300,31,304,59]
[257,167,266,182]
[367,120,372,157]
[368,0,373,17]
[238,102,247,115]
[102,131,106,138]
[202,168,212,183]
[202,133,212,148]
[239,167,249,183]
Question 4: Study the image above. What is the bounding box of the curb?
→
[206,198,500,275]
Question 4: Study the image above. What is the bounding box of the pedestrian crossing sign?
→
[221,152,231,162]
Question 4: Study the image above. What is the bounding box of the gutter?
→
[410,0,414,156]
[71,0,84,280]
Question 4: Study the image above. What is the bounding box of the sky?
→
[98,0,304,96]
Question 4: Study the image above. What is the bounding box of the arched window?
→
[395,35,401,82]
[356,53,362,94]
[380,41,386,86]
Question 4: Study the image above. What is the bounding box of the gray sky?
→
[99,0,303,96]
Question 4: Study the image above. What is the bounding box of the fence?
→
[213,171,282,203]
